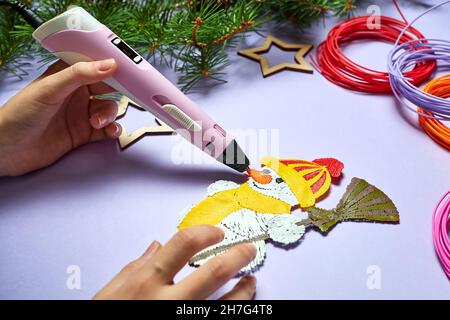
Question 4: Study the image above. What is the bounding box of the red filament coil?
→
[311,16,436,93]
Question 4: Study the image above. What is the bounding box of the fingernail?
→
[112,123,122,137]
[216,227,225,240]
[144,241,160,257]
[97,59,115,72]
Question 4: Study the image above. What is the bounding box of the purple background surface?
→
[0,1,449,299]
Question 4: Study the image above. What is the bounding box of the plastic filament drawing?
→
[178,157,400,273]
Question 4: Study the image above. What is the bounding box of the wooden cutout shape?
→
[116,96,175,150]
[238,35,314,77]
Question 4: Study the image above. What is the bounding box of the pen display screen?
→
[111,37,143,64]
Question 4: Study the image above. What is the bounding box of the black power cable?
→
[0,1,44,29]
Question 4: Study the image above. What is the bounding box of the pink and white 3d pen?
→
[3,3,250,173]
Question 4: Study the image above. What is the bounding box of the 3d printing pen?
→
[4,3,250,173]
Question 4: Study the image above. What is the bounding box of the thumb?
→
[36,59,117,104]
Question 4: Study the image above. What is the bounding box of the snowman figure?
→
[178,157,344,273]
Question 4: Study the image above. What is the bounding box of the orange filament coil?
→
[419,75,450,151]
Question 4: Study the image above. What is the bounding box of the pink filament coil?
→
[433,191,450,278]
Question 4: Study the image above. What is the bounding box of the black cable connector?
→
[0,1,44,29]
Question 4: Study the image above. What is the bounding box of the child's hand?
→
[94,225,257,300]
[0,59,120,176]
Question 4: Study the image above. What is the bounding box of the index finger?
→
[41,61,116,95]
[137,225,225,284]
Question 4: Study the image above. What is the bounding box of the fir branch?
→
[176,45,231,92]
[0,6,30,76]
[332,0,357,16]
[167,0,261,90]
[1,0,361,91]
[212,20,256,46]
[262,0,358,25]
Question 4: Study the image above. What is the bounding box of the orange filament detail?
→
[247,168,273,185]
[419,75,450,151]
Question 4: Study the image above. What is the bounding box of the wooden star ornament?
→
[116,96,175,150]
[238,35,314,77]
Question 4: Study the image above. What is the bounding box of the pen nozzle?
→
[216,140,250,173]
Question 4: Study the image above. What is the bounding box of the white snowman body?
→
[183,168,307,273]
